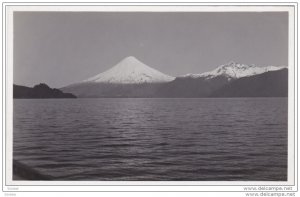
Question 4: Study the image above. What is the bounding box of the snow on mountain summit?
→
[83,56,175,84]
[182,61,286,80]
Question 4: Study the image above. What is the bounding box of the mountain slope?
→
[83,56,175,84]
[61,83,163,98]
[156,75,229,97]
[211,68,288,97]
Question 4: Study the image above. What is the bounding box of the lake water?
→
[13,98,287,181]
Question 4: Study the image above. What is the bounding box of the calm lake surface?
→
[13,98,287,181]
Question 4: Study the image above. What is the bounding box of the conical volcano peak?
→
[123,56,138,61]
[83,56,175,84]
[119,56,140,65]
[111,56,151,71]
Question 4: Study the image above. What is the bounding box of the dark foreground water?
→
[13,98,287,181]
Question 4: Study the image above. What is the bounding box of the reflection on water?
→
[13,98,287,181]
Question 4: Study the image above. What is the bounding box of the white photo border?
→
[2,2,298,193]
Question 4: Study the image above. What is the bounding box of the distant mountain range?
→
[60,56,288,98]
[14,83,76,99]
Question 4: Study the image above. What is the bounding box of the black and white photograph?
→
[2,2,297,195]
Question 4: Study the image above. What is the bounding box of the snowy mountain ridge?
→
[83,56,175,84]
[81,57,286,85]
[181,61,286,80]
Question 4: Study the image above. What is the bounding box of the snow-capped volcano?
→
[83,56,175,84]
[182,61,286,80]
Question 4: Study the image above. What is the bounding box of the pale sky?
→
[14,12,288,88]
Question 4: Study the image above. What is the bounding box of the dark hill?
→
[14,83,77,98]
